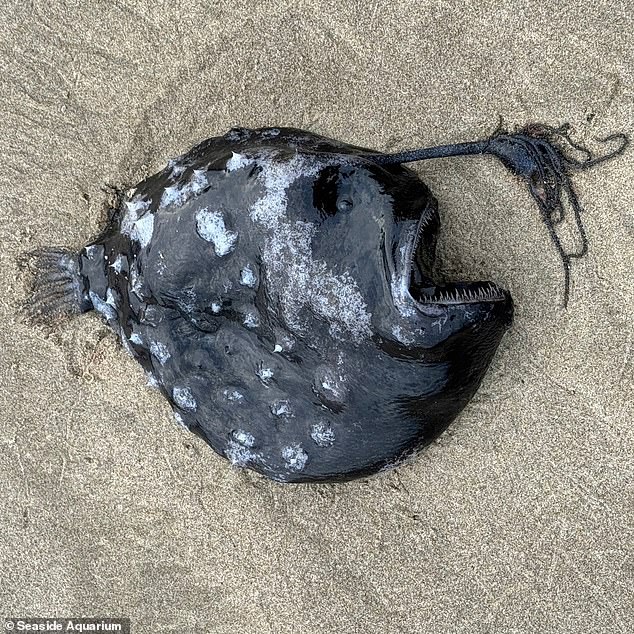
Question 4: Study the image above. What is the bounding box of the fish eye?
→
[313,166,353,217]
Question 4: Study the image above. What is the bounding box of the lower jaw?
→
[411,280,508,306]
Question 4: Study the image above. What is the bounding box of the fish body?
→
[27,127,518,482]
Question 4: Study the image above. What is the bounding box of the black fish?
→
[24,124,626,482]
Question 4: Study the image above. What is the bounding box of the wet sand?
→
[0,2,632,632]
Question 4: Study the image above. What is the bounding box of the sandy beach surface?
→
[0,1,632,632]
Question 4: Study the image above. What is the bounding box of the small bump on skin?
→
[256,363,274,385]
[129,332,143,345]
[243,312,259,328]
[282,444,308,471]
[271,400,293,417]
[273,344,283,353]
[173,387,197,411]
[310,422,335,447]
[231,429,255,447]
[146,372,160,389]
[240,264,257,288]
[225,440,258,467]
[167,158,186,178]
[173,412,188,429]
[223,389,244,402]
[211,302,222,314]
[149,341,170,364]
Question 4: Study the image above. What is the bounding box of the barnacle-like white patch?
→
[172,387,197,411]
[211,302,222,314]
[150,341,170,364]
[160,169,209,209]
[223,389,244,402]
[391,324,414,345]
[256,364,274,384]
[167,158,186,178]
[225,440,259,467]
[121,198,154,248]
[239,264,257,288]
[282,444,308,471]
[146,372,160,389]
[173,411,188,429]
[231,429,255,447]
[226,152,254,172]
[195,208,238,256]
[129,332,143,345]
[271,400,293,417]
[247,155,372,343]
[243,312,259,328]
[273,344,283,353]
[310,422,335,448]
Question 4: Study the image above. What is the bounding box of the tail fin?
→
[20,247,90,322]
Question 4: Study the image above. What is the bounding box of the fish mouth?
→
[412,280,507,305]
[402,204,508,307]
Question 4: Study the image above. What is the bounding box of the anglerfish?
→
[24,124,627,482]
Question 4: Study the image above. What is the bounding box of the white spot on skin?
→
[226,152,254,172]
[129,332,143,345]
[243,312,259,328]
[106,288,118,308]
[146,372,160,389]
[239,264,257,288]
[149,341,170,364]
[160,169,209,209]
[195,208,238,256]
[211,302,222,314]
[173,412,188,429]
[173,387,197,411]
[121,197,154,248]
[133,214,154,248]
[256,364,274,384]
[391,324,414,345]
[85,245,99,260]
[311,422,335,448]
[223,389,244,402]
[282,444,308,471]
[273,344,283,353]
[271,400,293,417]
[232,429,255,447]
[225,440,259,467]
[110,255,125,273]
[167,158,186,178]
